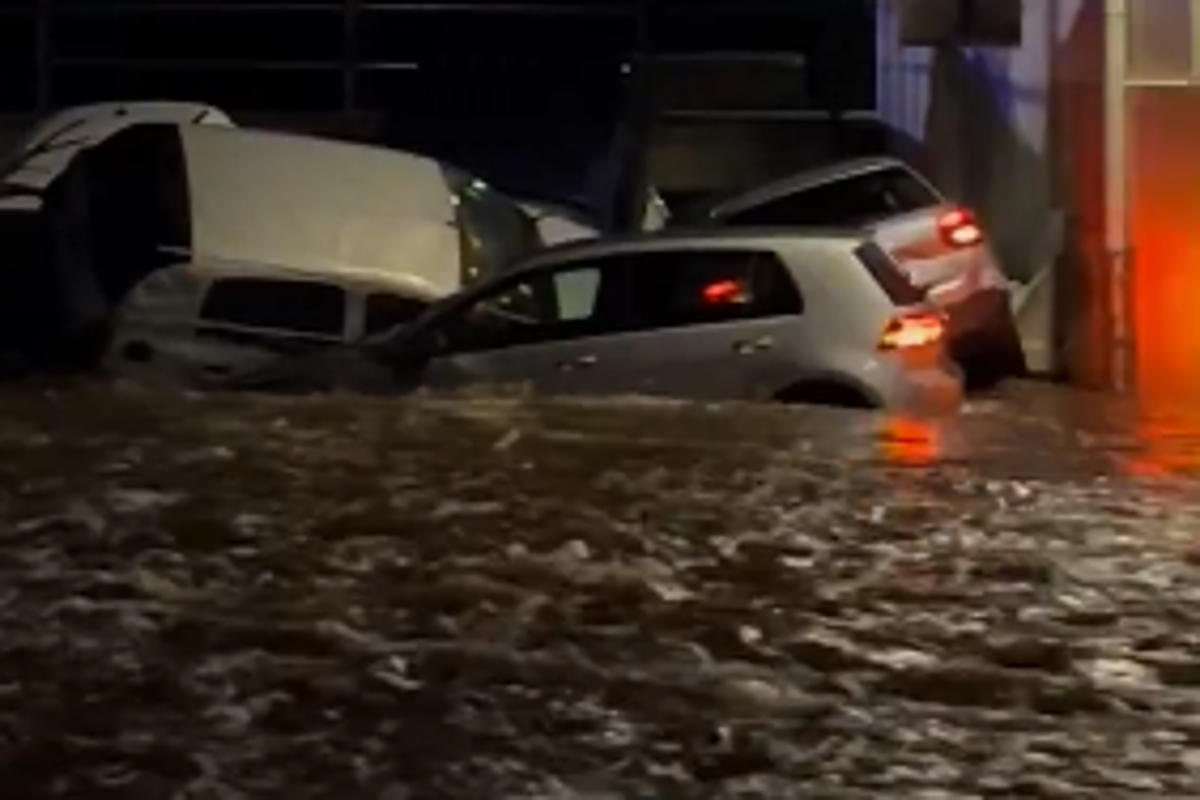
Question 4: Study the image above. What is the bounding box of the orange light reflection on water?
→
[1117,411,1200,479]
[878,415,944,467]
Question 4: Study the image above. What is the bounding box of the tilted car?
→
[0,121,543,373]
[219,229,965,413]
[671,156,1026,388]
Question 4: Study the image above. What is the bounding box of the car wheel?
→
[774,381,876,409]
[967,317,1027,391]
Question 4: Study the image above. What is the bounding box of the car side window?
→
[724,167,939,228]
[198,277,347,341]
[435,264,609,354]
[363,293,428,337]
[623,250,803,330]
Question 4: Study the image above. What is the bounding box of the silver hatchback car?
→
[675,158,1026,387]
[225,230,964,412]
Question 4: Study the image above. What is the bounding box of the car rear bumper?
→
[898,362,964,414]
[867,355,964,414]
[943,288,1026,380]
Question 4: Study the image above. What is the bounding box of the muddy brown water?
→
[2,380,1200,798]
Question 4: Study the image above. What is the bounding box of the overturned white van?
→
[0,121,542,375]
[0,101,234,210]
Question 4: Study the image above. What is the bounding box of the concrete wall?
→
[876,0,1109,386]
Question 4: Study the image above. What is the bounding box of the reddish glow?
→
[889,207,984,265]
[1116,405,1200,479]
[1129,90,1200,403]
[702,279,748,305]
[878,312,944,350]
[936,207,984,248]
[878,416,943,467]
[938,208,968,227]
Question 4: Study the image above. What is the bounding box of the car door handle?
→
[557,354,598,371]
[732,336,773,354]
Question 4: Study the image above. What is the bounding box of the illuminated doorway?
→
[1125,0,1200,403]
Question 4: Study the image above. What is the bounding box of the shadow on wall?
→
[378,68,629,228]
[922,48,1052,286]
[918,1,1108,387]
[1048,0,1108,390]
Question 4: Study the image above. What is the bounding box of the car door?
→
[412,260,646,397]
[358,291,430,340]
[576,249,809,401]
[181,276,348,382]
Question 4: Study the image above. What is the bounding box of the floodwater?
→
[2,380,1200,797]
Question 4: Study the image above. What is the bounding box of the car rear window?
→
[200,278,346,338]
[854,242,926,305]
[723,165,941,228]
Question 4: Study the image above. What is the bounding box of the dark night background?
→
[0,0,879,220]
[0,1,876,112]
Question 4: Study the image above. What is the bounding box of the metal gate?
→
[0,2,875,115]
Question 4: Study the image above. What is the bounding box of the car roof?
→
[692,156,930,219]
[515,227,866,271]
[174,252,446,301]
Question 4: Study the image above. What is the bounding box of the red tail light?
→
[936,207,983,248]
[702,279,748,305]
[878,312,945,351]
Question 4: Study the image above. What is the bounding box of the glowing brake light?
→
[878,312,945,351]
[702,279,748,305]
[936,207,983,248]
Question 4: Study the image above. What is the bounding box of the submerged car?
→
[0,121,543,372]
[672,157,1025,387]
[220,229,964,413]
[104,256,438,385]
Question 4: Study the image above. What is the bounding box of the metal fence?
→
[0,0,876,114]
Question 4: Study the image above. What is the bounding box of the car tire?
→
[967,316,1027,391]
[774,381,876,409]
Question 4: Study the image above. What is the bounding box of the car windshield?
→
[723,164,942,228]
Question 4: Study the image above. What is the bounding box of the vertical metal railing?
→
[34,0,51,112]
[11,0,868,114]
[1104,0,1131,393]
[342,0,359,112]
[16,1,644,113]
[0,3,36,113]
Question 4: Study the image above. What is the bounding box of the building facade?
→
[878,0,1200,401]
